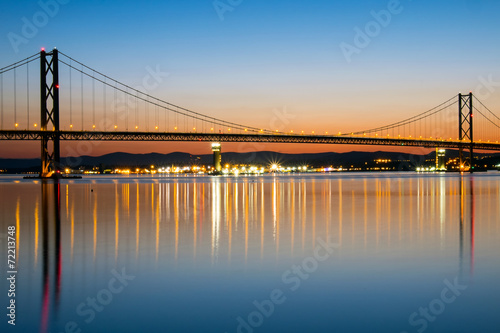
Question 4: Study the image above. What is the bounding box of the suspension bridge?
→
[1,48,500,177]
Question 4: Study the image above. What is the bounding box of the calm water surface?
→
[1,173,499,333]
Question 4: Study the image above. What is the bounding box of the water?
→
[1,173,499,333]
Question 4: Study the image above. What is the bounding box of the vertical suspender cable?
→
[431,113,433,138]
[481,111,484,141]
[482,111,484,140]
[477,110,479,141]
[485,110,487,140]
[114,82,117,129]
[81,64,84,131]
[14,67,17,127]
[92,70,95,129]
[478,109,486,140]
[125,88,129,131]
[444,106,447,139]
[434,113,436,138]
[484,112,486,141]
[432,112,435,138]
[476,110,479,140]
[436,112,439,138]
[103,77,106,129]
[145,98,148,131]
[135,91,138,130]
[27,62,29,129]
[69,59,73,128]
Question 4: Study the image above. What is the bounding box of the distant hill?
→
[1,150,499,173]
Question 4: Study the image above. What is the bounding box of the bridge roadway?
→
[1,130,500,151]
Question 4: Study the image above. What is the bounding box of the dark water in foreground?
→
[0,173,499,333]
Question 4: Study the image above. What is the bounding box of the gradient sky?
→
[1,0,500,158]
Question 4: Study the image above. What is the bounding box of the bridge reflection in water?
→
[3,174,493,332]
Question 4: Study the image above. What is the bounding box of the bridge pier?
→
[40,48,61,178]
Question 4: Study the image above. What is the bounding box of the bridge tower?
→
[40,48,60,178]
[459,93,473,173]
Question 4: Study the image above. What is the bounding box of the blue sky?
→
[1,0,500,156]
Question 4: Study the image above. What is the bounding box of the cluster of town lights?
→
[269,164,308,172]
[222,166,265,175]
[62,164,313,175]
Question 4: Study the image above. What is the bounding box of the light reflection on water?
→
[0,173,499,332]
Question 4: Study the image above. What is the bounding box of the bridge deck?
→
[1,130,499,151]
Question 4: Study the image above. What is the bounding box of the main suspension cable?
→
[347,96,457,135]
[58,52,274,134]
